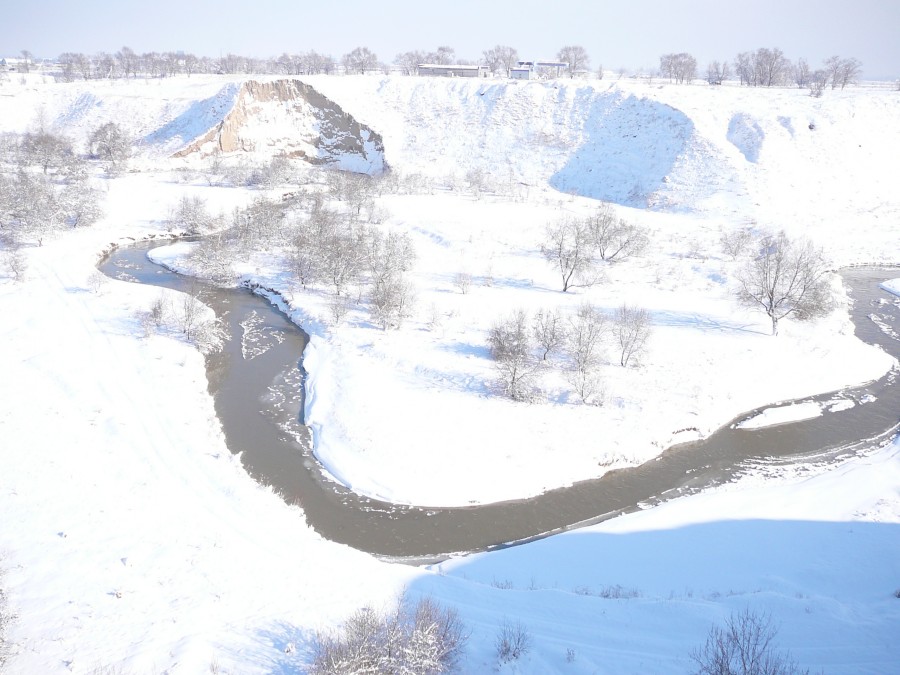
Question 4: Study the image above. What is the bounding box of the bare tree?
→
[809,69,828,97]
[178,283,205,339]
[586,205,649,262]
[736,232,833,335]
[532,307,566,360]
[690,608,809,675]
[18,49,33,73]
[88,121,131,173]
[489,309,540,400]
[453,271,472,294]
[734,51,753,86]
[660,53,697,84]
[321,220,365,296]
[289,218,322,288]
[825,55,862,90]
[427,46,456,65]
[720,226,754,260]
[753,48,790,87]
[1,235,27,281]
[706,60,730,85]
[190,231,235,283]
[557,46,590,77]
[343,47,378,74]
[482,45,519,76]
[541,217,601,292]
[369,273,415,329]
[365,228,416,329]
[116,46,139,78]
[20,131,78,175]
[614,304,652,366]
[566,303,607,403]
[394,50,425,75]
[328,171,378,220]
[792,58,810,88]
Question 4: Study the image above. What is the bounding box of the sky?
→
[3,0,899,79]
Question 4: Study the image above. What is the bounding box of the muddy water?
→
[100,244,900,562]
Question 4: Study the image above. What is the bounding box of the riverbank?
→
[1,209,898,672]
[149,191,896,508]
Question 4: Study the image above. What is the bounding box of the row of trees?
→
[541,205,650,292]
[22,43,597,81]
[490,302,652,402]
[51,46,341,81]
[732,49,861,89]
[25,41,869,87]
[660,53,698,84]
[655,48,864,90]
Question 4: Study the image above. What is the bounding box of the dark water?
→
[100,243,900,562]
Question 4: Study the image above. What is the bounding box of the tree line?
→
[12,42,871,88]
[662,48,863,91]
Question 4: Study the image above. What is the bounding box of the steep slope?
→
[172,79,386,173]
[308,76,701,208]
[301,75,900,239]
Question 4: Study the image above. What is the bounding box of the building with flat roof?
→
[418,64,490,78]
[513,60,569,79]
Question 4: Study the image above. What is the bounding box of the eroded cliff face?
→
[175,79,386,174]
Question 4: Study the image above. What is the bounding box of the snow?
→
[1,73,899,673]
[882,278,900,297]
[736,401,824,429]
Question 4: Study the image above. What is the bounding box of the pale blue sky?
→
[4,0,899,79]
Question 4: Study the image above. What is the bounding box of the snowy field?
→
[1,73,899,673]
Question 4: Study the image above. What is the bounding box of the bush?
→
[495,618,531,663]
[311,595,468,674]
[690,608,809,675]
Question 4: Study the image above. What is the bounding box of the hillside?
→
[0,74,899,674]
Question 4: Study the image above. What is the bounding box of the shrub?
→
[495,618,531,663]
[690,608,809,675]
[310,595,468,674]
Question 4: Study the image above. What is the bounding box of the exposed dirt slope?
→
[174,79,386,174]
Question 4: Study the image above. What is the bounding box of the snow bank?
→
[427,438,900,673]
[736,401,824,429]
[882,278,900,297]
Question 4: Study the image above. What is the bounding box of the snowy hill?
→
[308,75,900,244]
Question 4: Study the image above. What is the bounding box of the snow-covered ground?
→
[1,73,899,673]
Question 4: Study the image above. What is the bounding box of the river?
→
[99,242,900,562]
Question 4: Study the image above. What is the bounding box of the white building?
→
[511,60,569,79]
[418,64,490,78]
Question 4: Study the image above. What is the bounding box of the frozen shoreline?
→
[149,237,897,509]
